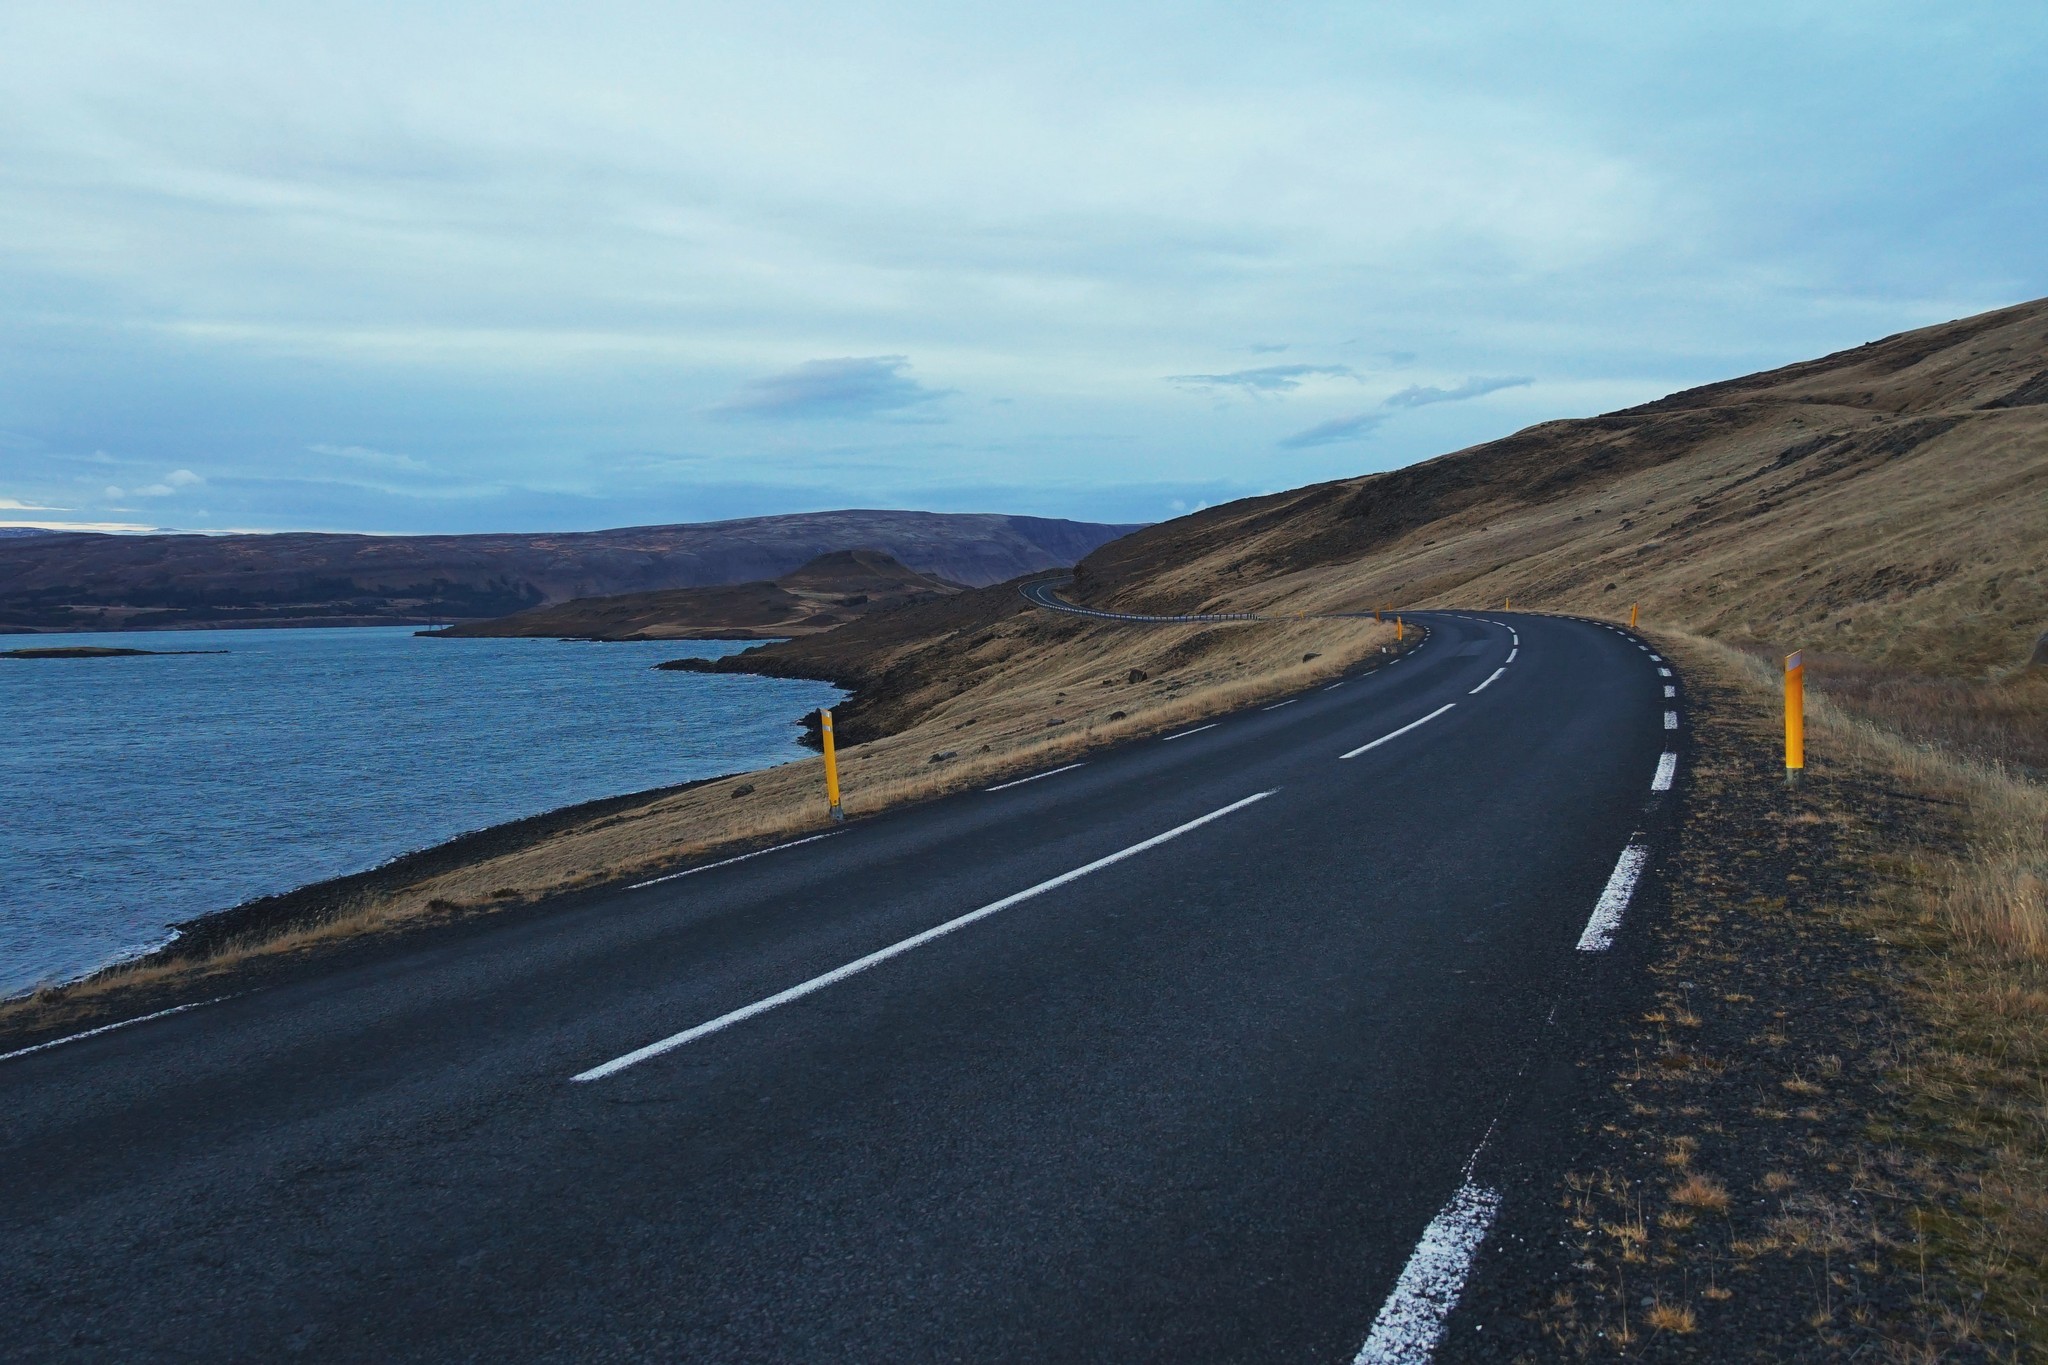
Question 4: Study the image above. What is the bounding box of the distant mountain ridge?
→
[0,511,1142,632]
[434,549,962,640]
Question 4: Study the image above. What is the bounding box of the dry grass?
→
[1644,1299,1699,1334]
[1669,1173,1732,1212]
[0,612,1395,1033]
[1663,625,2048,1347]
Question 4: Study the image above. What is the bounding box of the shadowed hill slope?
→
[1072,297,2047,678]
[0,511,1140,632]
[435,549,964,640]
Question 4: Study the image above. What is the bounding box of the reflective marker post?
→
[1629,601,1639,629]
[820,708,845,820]
[1397,616,1405,642]
[1784,651,1804,788]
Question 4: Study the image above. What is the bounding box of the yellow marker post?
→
[1629,602,1639,629]
[1374,607,1382,623]
[1503,596,1510,610]
[1784,651,1805,788]
[1397,616,1405,642]
[820,707,845,820]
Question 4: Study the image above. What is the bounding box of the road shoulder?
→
[1446,632,2037,1361]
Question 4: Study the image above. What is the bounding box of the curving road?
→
[0,611,1682,1363]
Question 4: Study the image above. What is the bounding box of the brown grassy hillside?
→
[435,549,963,640]
[1073,298,2048,679]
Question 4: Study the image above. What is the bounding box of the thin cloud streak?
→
[1383,376,1533,409]
[1278,412,1388,449]
[711,356,955,421]
[1167,363,1356,395]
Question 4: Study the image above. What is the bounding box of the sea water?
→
[0,627,842,996]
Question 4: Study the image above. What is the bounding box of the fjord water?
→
[1,627,842,997]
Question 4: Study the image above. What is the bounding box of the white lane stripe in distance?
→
[1664,685,1676,698]
[1577,840,1649,951]
[1664,711,1679,730]
[1352,1180,1503,1364]
[1161,723,1219,742]
[1658,667,1672,677]
[1263,699,1297,711]
[1649,654,1662,661]
[573,790,1279,1081]
[0,996,234,1065]
[1652,752,1677,791]
[1342,703,1456,759]
[1504,647,1518,663]
[1325,681,1347,690]
[985,763,1085,793]
[628,832,840,890]
[1469,667,1505,694]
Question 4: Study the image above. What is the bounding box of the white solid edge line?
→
[1352,1180,1504,1364]
[1664,710,1679,730]
[0,995,234,1065]
[572,790,1280,1082]
[1469,666,1505,694]
[1652,752,1678,791]
[1577,840,1650,951]
[1263,699,1298,711]
[985,762,1086,793]
[628,831,840,890]
[1342,703,1456,759]
[1161,722,1220,741]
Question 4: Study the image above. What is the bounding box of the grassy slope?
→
[1071,297,2048,679]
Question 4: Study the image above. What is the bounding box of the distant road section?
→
[1,611,1683,1362]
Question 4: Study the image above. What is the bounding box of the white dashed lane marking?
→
[1342,704,1456,759]
[574,791,1279,1082]
[1577,839,1650,951]
[985,763,1086,793]
[1352,1180,1503,1364]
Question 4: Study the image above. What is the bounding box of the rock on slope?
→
[434,549,964,640]
[0,511,1141,632]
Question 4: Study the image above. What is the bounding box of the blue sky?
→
[2,1,2043,534]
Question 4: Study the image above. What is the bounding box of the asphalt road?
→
[2,611,1682,1363]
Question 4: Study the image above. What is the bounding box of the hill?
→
[434,549,963,640]
[0,510,1139,632]
[1067,297,2048,678]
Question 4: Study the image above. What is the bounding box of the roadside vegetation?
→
[1473,628,2046,1360]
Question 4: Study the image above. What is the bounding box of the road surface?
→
[1,611,1682,1363]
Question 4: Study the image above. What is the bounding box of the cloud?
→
[0,496,65,510]
[310,443,432,472]
[1167,363,1356,395]
[105,469,205,498]
[712,356,954,421]
[1382,375,1533,409]
[1277,411,1388,449]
